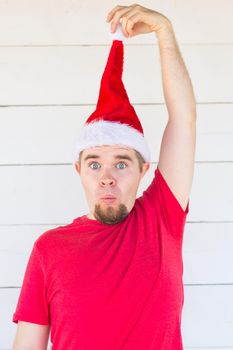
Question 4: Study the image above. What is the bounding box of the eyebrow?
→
[83,154,134,162]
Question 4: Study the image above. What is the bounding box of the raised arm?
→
[156,21,196,211]
[107,4,196,211]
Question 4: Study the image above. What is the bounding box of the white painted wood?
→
[183,223,233,284]
[0,225,54,287]
[0,104,233,164]
[0,0,232,45]
[0,163,232,225]
[0,45,232,106]
[1,0,233,348]
[0,223,233,287]
[1,285,233,349]
[0,287,52,349]
[182,285,233,347]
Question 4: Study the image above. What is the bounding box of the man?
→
[12,4,196,350]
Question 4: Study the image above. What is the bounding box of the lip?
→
[100,196,117,204]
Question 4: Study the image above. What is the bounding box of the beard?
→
[94,203,129,225]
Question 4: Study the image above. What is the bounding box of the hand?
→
[106,3,172,38]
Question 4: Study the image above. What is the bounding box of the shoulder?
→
[34,218,79,248]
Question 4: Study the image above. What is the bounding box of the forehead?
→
[82,145,135,158]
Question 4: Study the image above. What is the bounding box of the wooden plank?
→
[0,224,55,287]
[0,0,232,45]
[182,285,233,347]
[0,162,232,225]
[1,285,233,349]
[0,104,233,164]
[0,223,233,287]
[182,223,233,284]
[0,45,232,105]
[0,288,52,348]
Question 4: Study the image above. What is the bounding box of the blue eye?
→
[116,162,127,169]
[90,162,100,169]
[89,162,127,170]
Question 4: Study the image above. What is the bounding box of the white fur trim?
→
[110,23,126,41]
[73,120,150,163]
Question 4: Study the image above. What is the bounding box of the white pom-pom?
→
[110,23,125,41]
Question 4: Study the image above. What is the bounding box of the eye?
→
[89,162,101,170]
[116,162,127,169]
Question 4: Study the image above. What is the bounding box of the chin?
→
[94,202,129,225]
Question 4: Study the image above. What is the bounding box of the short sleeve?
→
[12,242,50,325]
[140,165,189,238]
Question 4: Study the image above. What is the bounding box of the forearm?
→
[156,22,196,122]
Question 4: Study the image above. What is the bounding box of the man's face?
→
[75,145,149,225]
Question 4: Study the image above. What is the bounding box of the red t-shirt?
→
[13,166,189,349]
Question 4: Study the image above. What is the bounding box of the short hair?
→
[78,148,145,173]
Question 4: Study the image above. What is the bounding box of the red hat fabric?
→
[74,24,150,162]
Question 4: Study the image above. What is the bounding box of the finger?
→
[110,8,133,33]
[106,3,139,22]
[118,11,136,37]
[106,5,125,22]
[118,10,139,37]
[125,13,142,36]
[119,16,130,37]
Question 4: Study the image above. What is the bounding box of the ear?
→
[144,162,150,174]
[74,162,80,174]
[140,162,150,179]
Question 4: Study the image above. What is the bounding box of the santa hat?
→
[73,23,150,163]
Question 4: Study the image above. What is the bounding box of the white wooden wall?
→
[0,0,233,349]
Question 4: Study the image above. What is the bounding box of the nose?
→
[99,173,116,187]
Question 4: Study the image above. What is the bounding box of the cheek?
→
[117,171,140,197]
[81,172,98,194]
